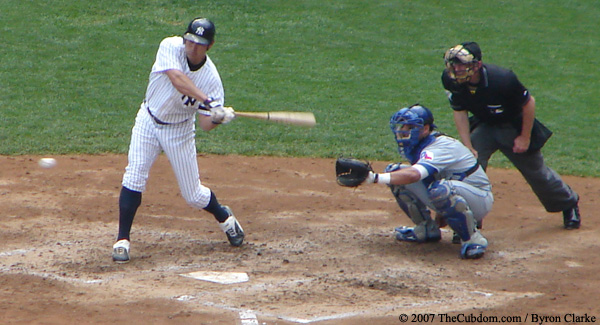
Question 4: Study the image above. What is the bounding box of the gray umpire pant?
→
[471,122,578,212]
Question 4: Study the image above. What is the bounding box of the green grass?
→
[1,0,599,176]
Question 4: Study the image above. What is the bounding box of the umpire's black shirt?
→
[442,63,531,127]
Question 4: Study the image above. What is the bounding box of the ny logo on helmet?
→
[195,26,205,35]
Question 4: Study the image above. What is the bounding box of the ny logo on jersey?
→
[195,26,205,36]
[182,95,197,107]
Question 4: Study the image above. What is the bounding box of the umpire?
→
[441,41,581,230]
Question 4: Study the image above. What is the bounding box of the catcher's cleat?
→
[563,201,581,230]
[112,239,130,264]
[219,206,245,247]
[395,226,441,243]
[460,231,487,259]
[461,243,486,259]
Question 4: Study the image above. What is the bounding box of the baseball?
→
[38,157,57,169]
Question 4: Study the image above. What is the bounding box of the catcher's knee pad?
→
[428,180,454,210]
[390,185,432,226]
[428,180,476,242]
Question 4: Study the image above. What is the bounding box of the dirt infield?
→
[1,154,598,324]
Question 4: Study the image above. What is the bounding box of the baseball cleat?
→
[112,239,130,263]
[395,226,441,243]
[219,206,245,247]
[563,202,581,230]
[460,243,486,259]
[460,231,488,259]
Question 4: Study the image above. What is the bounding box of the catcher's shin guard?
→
[390,185,432,226]
[428,180,477,242]
[389,192,440,242]
[391,188,441,242]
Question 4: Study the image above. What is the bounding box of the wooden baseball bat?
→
[234,111,316,127]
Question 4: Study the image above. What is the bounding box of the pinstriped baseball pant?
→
[122,107,212,209]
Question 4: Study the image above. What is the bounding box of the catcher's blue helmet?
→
[390,104,436,152]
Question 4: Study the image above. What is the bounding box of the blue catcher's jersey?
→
[413,134,491,191]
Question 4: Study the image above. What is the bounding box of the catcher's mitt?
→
[335,157,373,187]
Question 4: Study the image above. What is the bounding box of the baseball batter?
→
[112,17,244,263]
[366,104,493,259]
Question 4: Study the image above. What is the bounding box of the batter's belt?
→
[144,101,189,125]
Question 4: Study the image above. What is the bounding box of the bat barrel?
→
[235,111,316,127]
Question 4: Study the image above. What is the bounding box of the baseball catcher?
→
[336,104,494,259]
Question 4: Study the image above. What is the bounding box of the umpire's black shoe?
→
[219,206,245,247]
[563,201,581,230]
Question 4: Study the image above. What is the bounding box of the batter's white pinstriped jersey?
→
[146,36,224,124]
[122,36,224,209]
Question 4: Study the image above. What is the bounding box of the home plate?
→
[180,271,249,284]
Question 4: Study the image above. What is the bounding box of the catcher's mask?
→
[444,42,481,83]
[390,104,436,154]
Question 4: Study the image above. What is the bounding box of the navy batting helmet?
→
[183,17,215,45]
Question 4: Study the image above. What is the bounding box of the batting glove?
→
[200,97,220,110]
[210,106,236,124]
